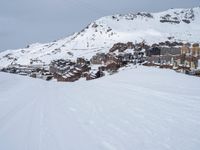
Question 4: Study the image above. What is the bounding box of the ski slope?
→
[0,66,200,150]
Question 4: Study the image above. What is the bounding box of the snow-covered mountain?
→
[0,7,200,67]
[0,66,200,150]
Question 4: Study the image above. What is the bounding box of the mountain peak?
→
[0,7,200,67]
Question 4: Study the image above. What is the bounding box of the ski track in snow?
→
[0,67,200,150]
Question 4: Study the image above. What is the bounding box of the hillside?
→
[0,66,200,150]
[0,7,200,67]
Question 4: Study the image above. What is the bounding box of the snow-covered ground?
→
[0,66,200,150]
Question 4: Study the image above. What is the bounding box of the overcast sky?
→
[0,0,199,51]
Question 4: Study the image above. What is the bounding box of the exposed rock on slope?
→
[0,7,200,67]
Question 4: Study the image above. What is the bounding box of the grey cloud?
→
[0,0,199,51]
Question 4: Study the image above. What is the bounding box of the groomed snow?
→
[0,66,200,150]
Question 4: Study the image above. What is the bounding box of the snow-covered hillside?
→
[0,66,200,150]
[0,7,200,67]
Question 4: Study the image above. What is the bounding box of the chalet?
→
[181,43,200,57]
[146,54,182,67]
[181,44,191,55]
[86,73,96,80]
[133,48,146,64]
[86,70,104,80]
[49,59,75,74]
[160,47,181,55]
[191,43,200,57]
[146,55,161,64]
[118,53,133,62]
[106,54,121,66]
[146,47,161,57]
[178,43,200,70]
[41,71,53,81]
[90,53,107,64]
[77,57,90,65]
[63,73,81,82]
[75,64,91,74]
[55,71,80,82]
[53,64,91,82]
[105,62,120,73]
[174,66,191,73]
[176,55,199,70]
[2,64,44,75]
[147,41,182,57]
[145,43,183,69]
[109,42,134,53]
[0,64,54,80]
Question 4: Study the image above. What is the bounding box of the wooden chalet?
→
[109,42,134,53]
[90,53,107,64]
[49,59,75,74]
[77,57,90,65]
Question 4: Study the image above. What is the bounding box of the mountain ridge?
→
[0,7,200,67]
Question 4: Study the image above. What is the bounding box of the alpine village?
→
[1,41,200,82]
